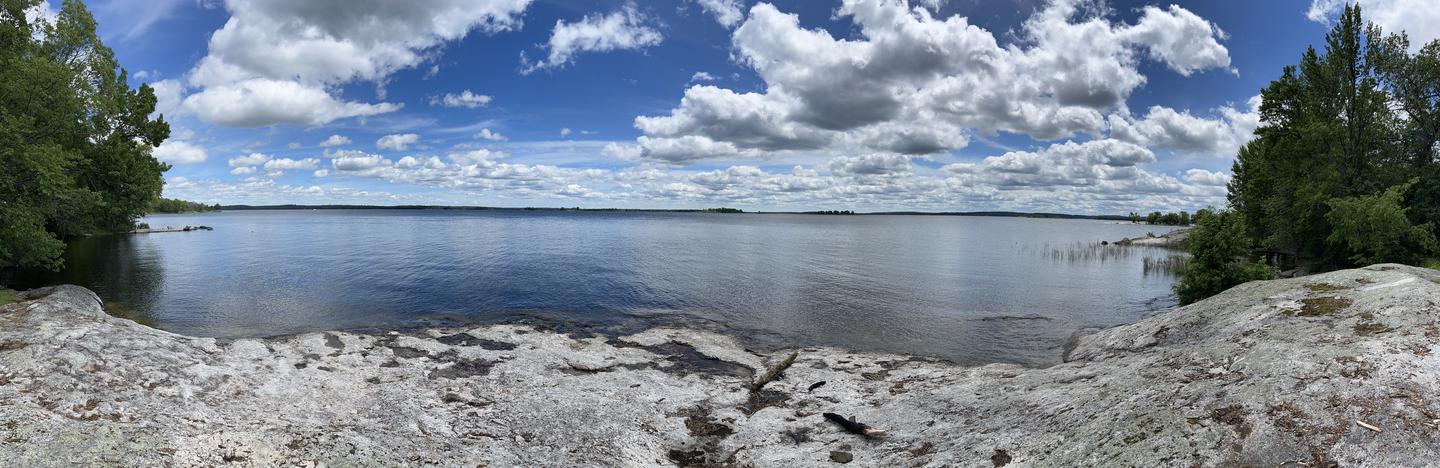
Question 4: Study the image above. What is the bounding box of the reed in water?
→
[1022,241,1189,277]
[1143,255,1189,276]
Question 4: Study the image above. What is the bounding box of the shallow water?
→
[13,210,1184,366]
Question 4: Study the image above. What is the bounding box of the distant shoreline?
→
[207,204,1140,221]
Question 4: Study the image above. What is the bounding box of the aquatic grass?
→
[1020,241,1189,277]
[1023,241,1140,264]
[1142,255,1190,276]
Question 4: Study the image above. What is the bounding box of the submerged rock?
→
[2,265,1440,466]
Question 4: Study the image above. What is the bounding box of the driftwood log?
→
[823,412,888,438]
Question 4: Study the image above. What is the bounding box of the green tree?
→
[0,0,169,271]
[1187,5,1440,303]
[1326,180,1439,265]
[1175,211,1277,305]
[149,198,221,214]
[1226,4,1424,270]
[1370,28,1440,170]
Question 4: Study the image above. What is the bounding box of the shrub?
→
[1326,180,1439,266]
[1175,210,1277,304]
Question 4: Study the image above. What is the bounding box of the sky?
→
[35,0,1440,213]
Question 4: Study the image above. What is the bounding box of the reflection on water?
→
[9,211,1184,367]
[13,235,165,327]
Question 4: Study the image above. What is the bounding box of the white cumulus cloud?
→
[632,0,1235,163]
[475,128,508,141]
[377,133,421,151]
[152,140,208,165]
[695,0,744,27]
[319,134,352,147]
[183,0,533,127]
[432,90,494,108]
[828,154,913,176]
[183,79,400,127]
[1307,0,1440,52]
[521,3,663,73]
[228,152,272,167]
[149,79,186,118]
[264,158,321,171]
[1184,169,1232,186]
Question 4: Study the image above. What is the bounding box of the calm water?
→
[13,210,1185,366]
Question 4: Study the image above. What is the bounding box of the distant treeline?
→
[218,205,1139,220]
[1129,211,1193,226]
[223,204,594,211]
[220,204,748,213]
[862,211,1131,221]
[150,198,221,214]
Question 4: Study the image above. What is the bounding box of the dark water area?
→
[11,210,1186,366]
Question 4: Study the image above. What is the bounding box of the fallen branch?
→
[1356,420,1382,432]
[823,412,888,438]
[751,351,797,391]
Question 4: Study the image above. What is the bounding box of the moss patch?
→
[1298,297,1352,317]
[1353,322,1388,334]
[0,289,15,306]
[1304,283,1347,292]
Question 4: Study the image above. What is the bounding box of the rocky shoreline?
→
[3,265,1440,466]
[1115,228,1190,248]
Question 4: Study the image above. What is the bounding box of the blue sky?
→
[47,0,1440,213]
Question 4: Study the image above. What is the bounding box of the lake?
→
[12,210,1186,366]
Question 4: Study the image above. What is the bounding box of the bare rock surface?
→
[3,265,1440,466]
[1116,228,1189,248]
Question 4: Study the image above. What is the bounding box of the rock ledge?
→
[3,265,1440,466]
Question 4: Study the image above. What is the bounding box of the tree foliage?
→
[0,0,168,271]
[1175,211,1277,305]
[1189,5,1440,303]
[1325,180,1438,265]
[1226,4,1440,264]
[149,198,220,214]
[1144,211,1191,226]
[1228,5,1400,264]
